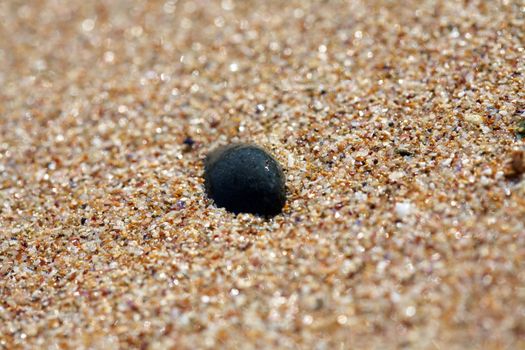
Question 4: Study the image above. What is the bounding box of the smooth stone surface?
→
[204,143,286,216]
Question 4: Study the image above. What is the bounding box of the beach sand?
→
[1,0,524,348]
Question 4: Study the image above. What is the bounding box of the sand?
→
[1,0,524,349]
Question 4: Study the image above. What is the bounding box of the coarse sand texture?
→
[0,1,524,349]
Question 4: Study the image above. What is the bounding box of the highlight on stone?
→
[204,143,286,216]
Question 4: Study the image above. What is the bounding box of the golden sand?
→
[1,0,524,349]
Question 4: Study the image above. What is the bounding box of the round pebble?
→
[204,143,286,216]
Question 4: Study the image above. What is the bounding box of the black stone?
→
[204,143,286,216]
